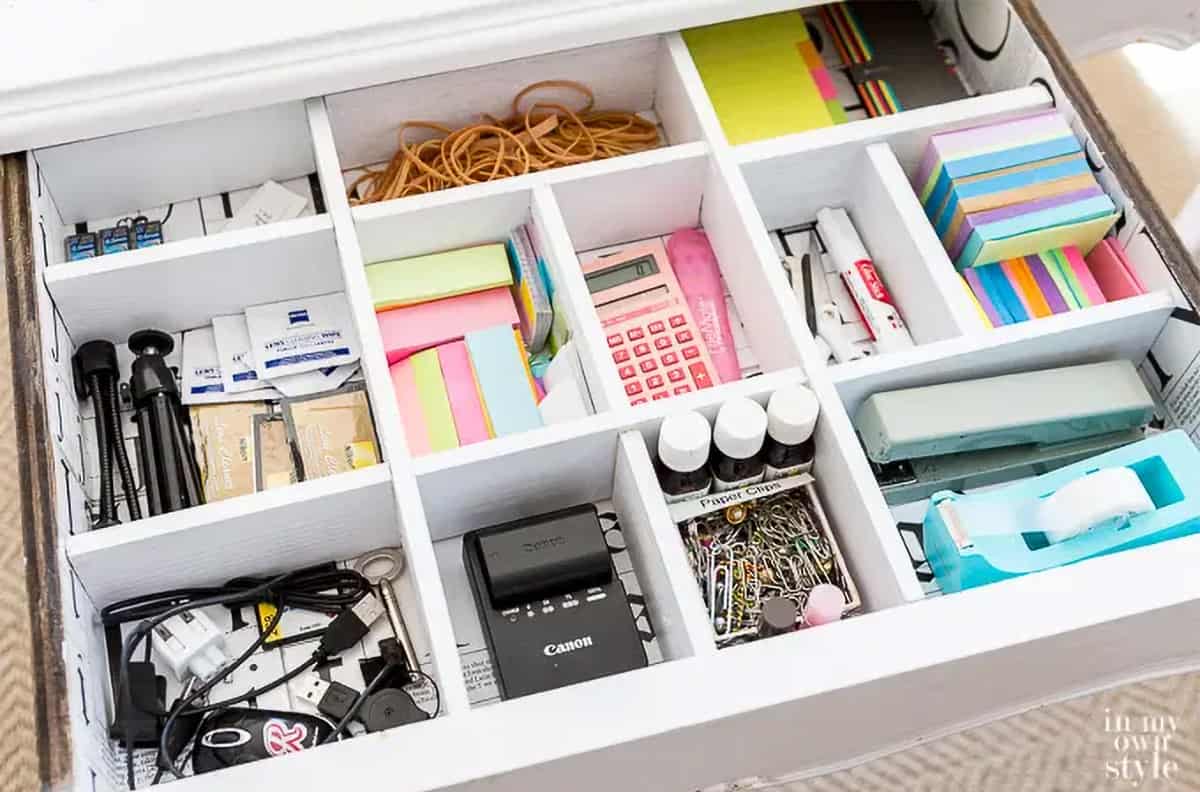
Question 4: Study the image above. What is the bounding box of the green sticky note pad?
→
[683,12,834,145]
[366,243,513,311]
[410,348,460,452]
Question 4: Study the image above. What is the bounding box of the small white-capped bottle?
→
[709,397,768,492]
[763,385,820,480]
[656,411,713,503]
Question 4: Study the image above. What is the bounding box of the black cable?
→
[106,375,142,520]
[118,572,295,789]
[88,372,118,526]
[157,606,291,778]
[102,566,369,626]
[160,203,173,225]
[321,662,398,744]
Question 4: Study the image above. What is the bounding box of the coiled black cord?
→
[88,372,118,527]
[105,375,142,520]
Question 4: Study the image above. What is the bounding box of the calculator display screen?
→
[585,254,660,294]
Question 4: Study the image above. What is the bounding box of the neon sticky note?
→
[961,272,998,328]
[1004,258,1052,318]
[1041,250,1082,310]
[980,263,1027,323]
[1063,245,1108,306]
[933,154,1090,235]
[437,341,489,446]
[410,348,459,452]
[998,259,1035,318]
[1025,255,1069,314]
[949,186,1107,262]
[683,13,835,145]
[375,286,519,364]
[366,243,513,311]
[974,265,1015,325]
[1086,238,1147,300]
[465,325,543,437]
[954,203,1118,270]
[1048,248,1091,308]
[389,358,430,457]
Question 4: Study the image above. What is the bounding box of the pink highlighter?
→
[666,229,741,384]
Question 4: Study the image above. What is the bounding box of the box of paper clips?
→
[669,475,860,646]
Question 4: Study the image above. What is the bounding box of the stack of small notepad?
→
[368,230,564,456]
[960,239,1148,328]
[916,110,1119,270]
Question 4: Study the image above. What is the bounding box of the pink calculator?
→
[581,240,720,405]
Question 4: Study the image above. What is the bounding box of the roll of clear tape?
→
[1038,467,1154,544]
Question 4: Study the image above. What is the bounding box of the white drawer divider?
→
[613,430,717,658]
[307,96,472,715]
[530,184,628,411]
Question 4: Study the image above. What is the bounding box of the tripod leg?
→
[168,404,204,507]
[134,408,163,516]
[150,394,185,512]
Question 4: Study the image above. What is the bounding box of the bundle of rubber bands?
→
[348,80,661,204]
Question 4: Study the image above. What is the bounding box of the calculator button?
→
[652,391,671,401]
[682,346,700,360]
[613,348,630,363]
[661,351,678,365]
[654,336,672,351]
[618,365,636,380]
[625,381,643,396]
[669,314,687,328]
[688,362,713,389]
[607,334,623,348]
[631,398,647,405]
[639,359,658,373]
[627,328,645,341]
[633,343,651,357]
[675,329,693,343]
[648,321,666,334]
[667,368,685,383]
[646,374,664,389]
[674,385,692,395]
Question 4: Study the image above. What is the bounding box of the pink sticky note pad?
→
[812,67,838,101]
[1063,245,1107,305]
[436,341,490,446]
[1086,238,1147,300]
[389,358,431,456]
[376,286,520,365]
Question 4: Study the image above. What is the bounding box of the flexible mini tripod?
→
[73,340,141,527]
[128,330,204,516]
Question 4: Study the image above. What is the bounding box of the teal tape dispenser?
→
[923,430,1200,593]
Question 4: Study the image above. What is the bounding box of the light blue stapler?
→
[923,430,1200,593]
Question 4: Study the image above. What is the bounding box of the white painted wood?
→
[862,143,982,337]
[531,184,628,412]
[701,155,807,372]
[735,86,1053,175]
[355,187,533,266]
[549,149,706,252]
[308,97,474,715]
[417,425,619,543]
[67,465,398,606]
[663,32,728,146]
[0,1,814,154]
[832,291,1176,416]
[160,530,1200,792]
[33,101,315,224]
[848,144,972,343]
[44,214,339,342]
[613,431,717,659]
[327,37,674,172]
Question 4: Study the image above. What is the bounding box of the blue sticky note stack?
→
[465,324,543,437]
[915,110,1118,270]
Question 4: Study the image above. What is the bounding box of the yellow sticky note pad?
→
[410,348,460,452]
[683,13,834,145]
[967,213,1117,269]
[366,243,513,310]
